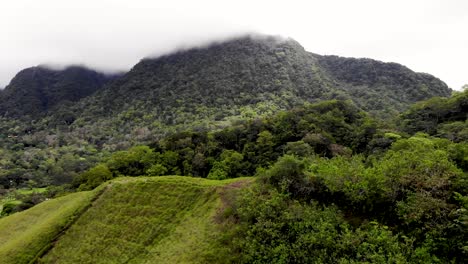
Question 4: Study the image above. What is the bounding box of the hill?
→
[0,35,465,264]
[0,176,250,264]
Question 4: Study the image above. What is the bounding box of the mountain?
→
[65,35,451,125]
[0,35,451,130]
[0,66,116,119]
[5,35,441,149]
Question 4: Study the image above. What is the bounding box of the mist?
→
[1,0,467,89]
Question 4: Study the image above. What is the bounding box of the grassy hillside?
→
[0,176,251,264]
[0,190,96,264]
[41,176,249,263]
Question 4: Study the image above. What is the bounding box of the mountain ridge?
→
[0,35,451,122]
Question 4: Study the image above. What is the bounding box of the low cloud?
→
[0,0,257,88]
[1,0,467,89]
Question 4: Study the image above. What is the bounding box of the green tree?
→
[78,164,113,190]
[146,164,168,176]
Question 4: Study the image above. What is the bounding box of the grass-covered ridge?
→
[0,176,250,264]
[37,176,250,263]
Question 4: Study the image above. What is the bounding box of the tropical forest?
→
[0,36,467,263]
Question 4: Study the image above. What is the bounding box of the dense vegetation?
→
[73,100,376,190]
[2,131,467,262]
[221,135,468,263]
[64,98,467,262]
[316,54,450,116]
[401,89,468,140]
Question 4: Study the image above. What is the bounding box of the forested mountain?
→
[0,34,454,200]
[49,36,451,130]
[0,66,116,119]
[1,35,451,126]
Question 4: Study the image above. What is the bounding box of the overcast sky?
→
[1,0,467,89]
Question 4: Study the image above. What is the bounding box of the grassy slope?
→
[39,176,250,264]
[0,190,96,264]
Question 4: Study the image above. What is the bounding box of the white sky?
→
[0,0,467,89]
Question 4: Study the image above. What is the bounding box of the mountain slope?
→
[0,36,451,137]
[400,89,468,139]
[0,66,115,119]
[0,176,250,264]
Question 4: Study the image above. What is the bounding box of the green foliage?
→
[0,35,460,263]
[72,100,377,190]
[225,183,432,263]
[284,140,314,157]
[0,36,450,193]
[0,35,461,263]
[400,90,468,139]
[106,145,155,176]
[77,164,113,190]
[317,55,450,120]
[262,155,308,196]
[256,135,468,262]
[146,163,168,176]
[207,162,229,180]
[231,186,345,263]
